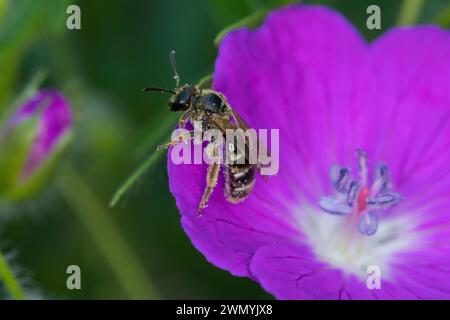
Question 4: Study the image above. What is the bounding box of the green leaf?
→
[0,0,7,21]
[397,0,426,26]
[0,250,26,300]
[46,0,72,35]
[436,5,450,27]
[0,0,42,52]
[0,0,43,103]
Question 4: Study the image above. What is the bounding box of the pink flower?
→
[9,90,72,178]
[168,5,450,299]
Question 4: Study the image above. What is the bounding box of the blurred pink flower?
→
[6,89,72,180]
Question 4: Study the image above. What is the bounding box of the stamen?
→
[357,149,368,186]
[346,181,359,206]
[375,163,392,192]
[319,149,403,236]
[330,166,350,193]
[319,197,352,215]
[368,192,403,210]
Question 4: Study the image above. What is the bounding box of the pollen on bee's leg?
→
[157,130,193,150]
[318,149,403,236]
[198,203,206,217]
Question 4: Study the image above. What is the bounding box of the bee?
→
[143,51,264,216]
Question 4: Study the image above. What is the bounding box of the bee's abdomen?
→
[224,163,256,203]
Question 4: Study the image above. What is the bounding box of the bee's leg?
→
[198,146,221,217]
[198,162,220,217]
[157,130,194,150]
[157,110,193,150]
[178,110,192,129]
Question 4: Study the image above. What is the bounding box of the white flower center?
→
[298,208,415,280]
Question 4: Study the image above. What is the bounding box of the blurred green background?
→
[0,0,448,299]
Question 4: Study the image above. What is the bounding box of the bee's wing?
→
[208,113,249,161]
[208,112,237,132]
[229,107,271,163]
[209,111,270,168]
[229,108,250,131]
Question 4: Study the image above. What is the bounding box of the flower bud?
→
[0,90,73,200]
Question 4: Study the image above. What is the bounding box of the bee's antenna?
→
[169,50,180,88]
[142,87,176,94]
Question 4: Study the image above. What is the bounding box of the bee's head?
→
[143,51,197,112]
[168,85,197,112]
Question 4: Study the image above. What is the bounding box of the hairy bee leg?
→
[157,130,194,150]
[198,161,220,217]
[157,110,193,150]
[198,145,221,217]
[178,110,192,129]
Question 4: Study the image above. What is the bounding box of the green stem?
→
[214,8,268,46]
[58,166,160,299]
[197,73,213,89]
[109,148,164,208]
[397,0,425,26]
[0,250,26,300]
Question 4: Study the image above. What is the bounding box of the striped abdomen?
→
[224,163,256,203]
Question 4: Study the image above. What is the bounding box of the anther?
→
[346,181,359,206]
[331,166,350,193]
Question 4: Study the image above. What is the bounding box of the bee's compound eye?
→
[169,87,193,111]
